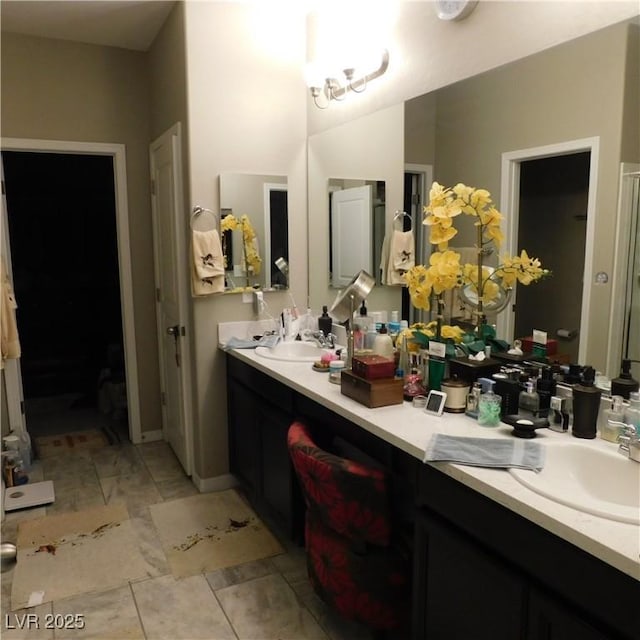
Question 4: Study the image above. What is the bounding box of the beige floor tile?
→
[90,443,144,479]
[99,470,163,518]
[132,574,235,640]
[216,573,328,640]
[138,443,186,483]
[1,602,54,639]
[51,585,144,640]
[154,475,199,501]
[205,557,276,591]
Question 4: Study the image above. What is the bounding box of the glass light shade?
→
[458,268,513,314]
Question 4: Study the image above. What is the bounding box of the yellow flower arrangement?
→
[220,214,262,280]
[407,182,550,316]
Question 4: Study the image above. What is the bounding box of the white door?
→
[0,161,26,435]
[150,123,192,476]
[331,185,373,287]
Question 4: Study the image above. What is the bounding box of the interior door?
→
[330,185,373,287]
[150,123,192,475]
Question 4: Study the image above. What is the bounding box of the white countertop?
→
[223,340,640,581]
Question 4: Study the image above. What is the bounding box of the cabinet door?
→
[227,378,261,495]
[414,509,527,640]
[260,401,299,538]
[527,587,612,640]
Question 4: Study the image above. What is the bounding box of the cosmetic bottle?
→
[353,302,373,351]
[600,395,626,442]
[536,368,556,417]
[572,366,601,439]
[465,381,482,419]
[373,324,394,359]
[610,358,640,399]
[478,381,502,427]
[519,380,540,417]
[625,391,640,435]
[318,305,332,337]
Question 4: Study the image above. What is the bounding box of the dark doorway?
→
[269,189,288,288]
[2,151,126,438]
[515,152,590,363]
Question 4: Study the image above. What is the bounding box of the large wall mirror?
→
[219,172,288,291]
[308,17,639,376]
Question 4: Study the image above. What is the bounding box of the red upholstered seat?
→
[287,421,410,632]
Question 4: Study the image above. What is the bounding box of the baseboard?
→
[135,429,163,444]
[192,472,239,493]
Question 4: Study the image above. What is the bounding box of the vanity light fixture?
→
[306,49,390,109]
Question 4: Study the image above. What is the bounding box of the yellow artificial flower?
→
[405,264,432,310]
[427,250,462,294]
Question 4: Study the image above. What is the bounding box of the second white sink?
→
[255,341,338,362]
[509,441,640,525]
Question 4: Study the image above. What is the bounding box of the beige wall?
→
[0,32,162,435]
[183,2,307,482]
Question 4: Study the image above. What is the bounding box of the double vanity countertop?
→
[220,327,639,582]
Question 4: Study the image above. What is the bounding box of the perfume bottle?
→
[519,380,540,417]
[600,395,626,442]
[465,381,482,419]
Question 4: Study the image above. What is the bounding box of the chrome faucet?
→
[616,423,640,462]
[303,330,337,349]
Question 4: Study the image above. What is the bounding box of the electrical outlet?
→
[253,291,263,316]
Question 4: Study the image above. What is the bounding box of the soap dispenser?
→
[353,301,373,351]
[519,379,540,417]
[600,395,626,442]
[318,305,332,337]
[610,358,639,399]
[625,391,640,435]
[478,380,502,427]
[572,366,601,439]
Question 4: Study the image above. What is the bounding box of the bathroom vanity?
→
[224,346,639,640]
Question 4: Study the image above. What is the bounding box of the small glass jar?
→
[478,389,502,427]
[329,360,345,384]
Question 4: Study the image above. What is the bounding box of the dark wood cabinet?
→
[226,354,639,640]
[414,509,527,640]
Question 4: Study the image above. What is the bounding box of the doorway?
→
[2,147,136,444]
[499,138,599,365]
[515,152,591,363]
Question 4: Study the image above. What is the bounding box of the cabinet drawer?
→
[227,355,294,412]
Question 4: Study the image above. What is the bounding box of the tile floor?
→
[1,438,377,640]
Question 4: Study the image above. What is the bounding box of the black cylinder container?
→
[610,358,639,400]
[318,305,332,337]
[572,366,601,439]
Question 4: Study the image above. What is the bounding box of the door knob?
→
[166,325,179,336]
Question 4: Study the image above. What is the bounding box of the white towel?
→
[386,229,415,286]
[191,229,225,296]
[1,256,21,367]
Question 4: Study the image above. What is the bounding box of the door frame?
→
[0,137,141,443]
[149,122,193,476]
[499,137,600,366]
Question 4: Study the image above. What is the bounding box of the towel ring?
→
[190,206,219,232]
[393,210,413,231]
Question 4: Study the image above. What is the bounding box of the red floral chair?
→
[287,421,410,633]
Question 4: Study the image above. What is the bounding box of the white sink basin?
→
[255,341,339,362]
[509,442,640,525]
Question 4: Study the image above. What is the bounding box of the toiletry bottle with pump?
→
[373,324,394,359]
[624,391,640,435]
[478,381,502,427]
[465,382,482,419]
[572,366,601,439]
[353,302,373,351]
[611,359,640,399]
[519,380,540,417]
[600,395,626,442]
[318,305,332,337]
[536,368,556,417]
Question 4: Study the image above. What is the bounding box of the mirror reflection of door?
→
[330,185,373,288]
[265,185,288,289]
[514,152,591,363]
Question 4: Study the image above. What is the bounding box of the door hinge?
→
[161,391,166,406]
[180,326,186,337]
[20,400,25,415]
[156,288,161,302]
[411,193,421,205]
[1,180,5,195]
[512,304,516,313]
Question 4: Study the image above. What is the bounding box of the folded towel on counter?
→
[424,434,545,472]
[192,229,225,296]
[222,334,280,350]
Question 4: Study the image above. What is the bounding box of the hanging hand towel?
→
[191,229,225,296]
[1,256,21,367]
[379,231,391,285]
[386,229,415,285]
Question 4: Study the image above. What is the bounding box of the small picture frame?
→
[425,390,447,416]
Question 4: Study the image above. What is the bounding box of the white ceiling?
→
[0,1,176,52]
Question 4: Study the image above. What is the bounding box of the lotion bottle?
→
[519,380,540,416]
[373,324,394,359]
[572,366,601,439]
[318,305,332,337]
